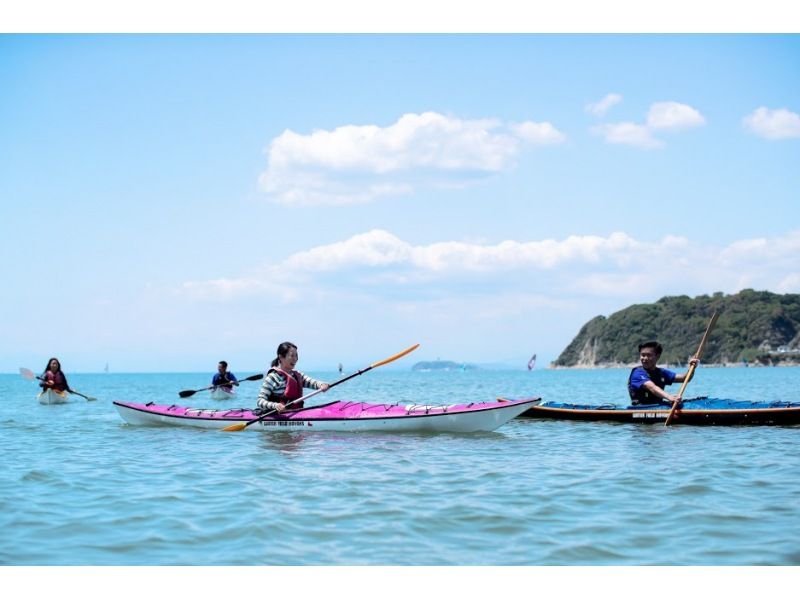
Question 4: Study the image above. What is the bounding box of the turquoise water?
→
[1,366,799,565]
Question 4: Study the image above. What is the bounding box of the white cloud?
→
[180,229,800,309]
[585,93,622,117]
[259,112,566,206]
[282,230,648,274]
[719,230,800,264]
[592,100,705,148]
[286,229,411,271]
[591,122,663,149]
[743,107,800,140]
[778,273,800,293]
[646,101,706,130]
[510,121,567,144]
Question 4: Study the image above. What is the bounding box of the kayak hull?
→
[113,397,541,433]
[38,389,69,405]
[209,386,236,400]
[522,397,800,426]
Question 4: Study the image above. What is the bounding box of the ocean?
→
[1,366,798,566]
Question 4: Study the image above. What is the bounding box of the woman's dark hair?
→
[638,341,663,356]
[271,342,298,367]
[42,357,61,376]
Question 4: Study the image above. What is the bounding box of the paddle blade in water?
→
[221,422,247,432]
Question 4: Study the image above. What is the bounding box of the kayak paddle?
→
[178,373,264,398]
[19,367,98,402]
[221,343,420,432]
[664,312,718,426]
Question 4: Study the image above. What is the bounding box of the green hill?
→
[554,290,800,367]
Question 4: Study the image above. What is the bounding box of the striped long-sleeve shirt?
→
[256,368,326,411]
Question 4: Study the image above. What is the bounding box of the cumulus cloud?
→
[585,93,623,117]
[592,100,705,149]
[180,229,800,309]
[778,273,800,293]
[259,112,566,206]
[646,101,706,130]
[743,107,800,140]
[181,229,681,301]
[591,122,663,149]
[282,229,650,274]
[719,230,800,264]
[509,121,567,144]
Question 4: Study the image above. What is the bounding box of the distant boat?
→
[527,353,537,371]
[338,363,343,375]
[104,362,109,374]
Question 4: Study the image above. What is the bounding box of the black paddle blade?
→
[178,390,196,398]
[244,374,264,382]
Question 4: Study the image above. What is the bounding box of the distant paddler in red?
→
[19,359,98,403]
[256,342,330,414]
[38,357,73,404]
[41,357,72,392]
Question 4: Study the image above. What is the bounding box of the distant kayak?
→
[522,397,800,426]
[38,389,69,405]
[209,386,236,401]
[114,397,541,433]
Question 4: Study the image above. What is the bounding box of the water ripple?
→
[1,369,799,564]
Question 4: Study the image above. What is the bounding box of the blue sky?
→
[2,33,799,373]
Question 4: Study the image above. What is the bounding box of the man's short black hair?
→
[638,341,663,356]
[219,360,228,368]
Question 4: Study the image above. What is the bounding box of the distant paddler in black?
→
[40,357,73,394]
[628,341,699,405]
[256,342,330,413]
[212,360,239,390]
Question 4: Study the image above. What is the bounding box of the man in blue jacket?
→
[628,341,699,405]
[212,360,238,389]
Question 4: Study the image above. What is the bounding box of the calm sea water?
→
[1,366,798,566]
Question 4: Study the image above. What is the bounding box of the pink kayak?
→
[113,397,541,433]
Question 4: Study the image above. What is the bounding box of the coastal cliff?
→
[554,290,800,367]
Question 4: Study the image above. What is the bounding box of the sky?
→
[1,28,799,373]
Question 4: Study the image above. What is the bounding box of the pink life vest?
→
[272,368,304,408]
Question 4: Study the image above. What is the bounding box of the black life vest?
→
[628,367,670,405]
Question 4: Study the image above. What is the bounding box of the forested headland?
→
[554,290,800,367]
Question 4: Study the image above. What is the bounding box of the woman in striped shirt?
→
[257,342,329,413]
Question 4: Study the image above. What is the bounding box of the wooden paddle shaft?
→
[665,312,719,425]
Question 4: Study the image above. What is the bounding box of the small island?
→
[412,360,478,372]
